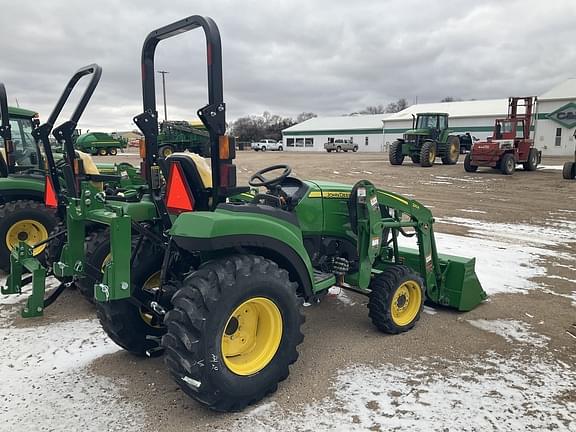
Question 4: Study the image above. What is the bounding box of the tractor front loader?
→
[3,15,487,413]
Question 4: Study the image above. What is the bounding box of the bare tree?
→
[385,98,408,113]
[230,112,295,142]
[359,105,385,114]
[296,112,317,123]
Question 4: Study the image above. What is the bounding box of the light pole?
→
[157,70,169,121]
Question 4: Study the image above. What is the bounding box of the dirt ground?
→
[1,150,575,431]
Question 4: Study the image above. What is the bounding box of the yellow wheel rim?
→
[391,280,422,326]
[221,297,283,376]
[428,146,436,164]
[450,141,459,160]
[5,219,49,256]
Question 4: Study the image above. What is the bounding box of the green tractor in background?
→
[0,77,142,273]
[157,119,210,157]
[389,112,460,167]
[4,16,486,413]
[74,131,127,156]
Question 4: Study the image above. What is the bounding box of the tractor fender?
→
[170,209,316,299]
[0,177,45,204]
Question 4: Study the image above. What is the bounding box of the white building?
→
[282,79,576,156]
[281,114,389,152]
[534,79,576,156]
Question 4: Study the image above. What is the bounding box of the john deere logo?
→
[548,103,576,128]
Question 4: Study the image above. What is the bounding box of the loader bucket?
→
[435,252,487,311]
[398,247,487,311]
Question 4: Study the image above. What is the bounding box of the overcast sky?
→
[1,0,574,131]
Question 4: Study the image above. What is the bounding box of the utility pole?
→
[157,70,169,121]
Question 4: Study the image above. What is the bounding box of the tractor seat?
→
[76,150,104,190]
[166,152,212,210]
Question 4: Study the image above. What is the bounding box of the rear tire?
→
[523,148,538,171]
[353,146,358,152]
[96,240,165,356]
[389,140,404,165]
[76,229,111,301]
[500,153,515,175]
[98,148,107,156]
[563,161,576,179]
[368,265,424,334]
[0,200,59,272]
[261,146,266,152]
[162,255,304,412]
[464,153,478,172]
[108,148,118,156]
[278,146,283,151]
[441,136,460,165]
[336,146,342,153]
[420,141,436,167]
[45,221,67,282]
[410,154,421,164]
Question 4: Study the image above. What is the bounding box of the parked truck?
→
[251,139,283,151]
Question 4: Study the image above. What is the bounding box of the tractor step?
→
[313,269,336,291]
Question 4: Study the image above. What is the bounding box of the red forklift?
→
[464,97,540,175]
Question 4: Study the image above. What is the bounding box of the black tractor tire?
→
[160,145,175,158]
[108,148,118,156]
[563,161,576,180]
[76,229,111,301]
[162,255,304,412]
[96,240,165,356]
[45,221,67,281]
[441,136,460,165]
[389,140,404,165]
[500,153,516,175]
[420,141,436,167]
[523,148,539,171]
[0,200,59,272]
[464,153,478,172]
[368,265,424,334]
[353,146,358,152]
[336,146,342,152]
[410,154,421,164]
[98,148,108,156]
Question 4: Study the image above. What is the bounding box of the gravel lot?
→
[1,151,575,431]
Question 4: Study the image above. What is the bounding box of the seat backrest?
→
[166,151,213,210]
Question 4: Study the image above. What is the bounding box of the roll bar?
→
[0,83,11,176]
[133,15,228,228]
[35,64,102,202]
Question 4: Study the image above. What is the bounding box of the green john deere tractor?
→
[0,80,142,273]
[3,16,486,413]
[389,112,460,167]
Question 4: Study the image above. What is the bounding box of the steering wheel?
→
[249,164,292,188]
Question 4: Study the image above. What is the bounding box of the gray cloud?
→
[0,0,574,131]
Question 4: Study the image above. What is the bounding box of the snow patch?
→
[458,208,487,214]
[0,318,145,430]
[233,353,576,431]
[468,319,550,347]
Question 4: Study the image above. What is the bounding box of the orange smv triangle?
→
[166,162,194,214]
[44,175,58,208]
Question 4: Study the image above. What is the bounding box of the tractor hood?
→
[305,180,352,198]
[403,128,430,136]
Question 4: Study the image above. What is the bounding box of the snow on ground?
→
[458,208,487,214]
[0,282,145,431]
[539,165,564,171]
[467,319,550,347]
[233,352,576,432]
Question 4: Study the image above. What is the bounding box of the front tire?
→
[353,146,358,152]
[563,161,576,179]
[523,148,538,171]
[368,265,424,334]
[98,148,107,156]
[389,140,404,165]
[278,145,283,151]
[0,200,58,272]
[162,255,304,412]
[336,146,342,153]
[464,153,478,172]
[108,147,118,156]
[500,153,515,175]
[420,141,436,167]
[261,146,266,152]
